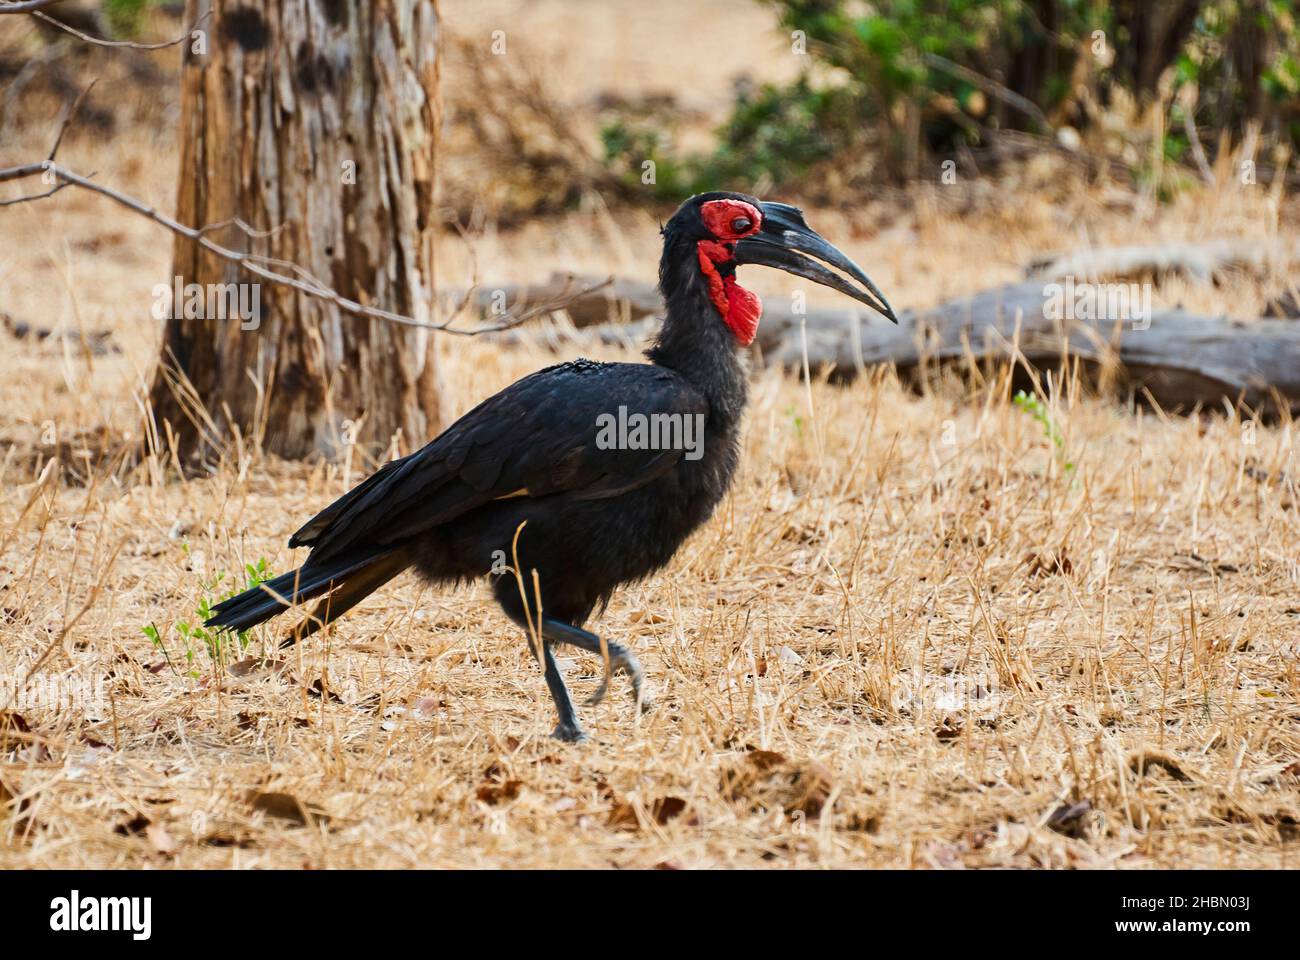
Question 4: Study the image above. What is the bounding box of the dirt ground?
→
[0,2,1298,868]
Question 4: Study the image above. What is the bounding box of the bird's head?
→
[659,191,897,346]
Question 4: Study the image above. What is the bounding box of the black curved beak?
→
[734,202,897,323]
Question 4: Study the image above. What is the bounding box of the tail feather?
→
[205,547,412,635]
[284,550,413,645]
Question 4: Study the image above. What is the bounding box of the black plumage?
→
[208,192,895,740]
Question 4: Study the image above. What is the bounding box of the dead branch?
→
[30,8,210,50]
[44,76,94,159]
[0,0,68,13]
[0,159,611,335]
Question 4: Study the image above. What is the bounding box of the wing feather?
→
[293,360,707,562]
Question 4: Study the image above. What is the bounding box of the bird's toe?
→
[620,655,647,707]
[585,680,610,707]
[551,721,589,743]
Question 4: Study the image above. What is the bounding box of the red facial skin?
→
[696,199,763,346]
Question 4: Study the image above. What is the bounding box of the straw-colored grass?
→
[1,1,1298,869]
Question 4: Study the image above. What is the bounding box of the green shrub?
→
[603,0,1300,197]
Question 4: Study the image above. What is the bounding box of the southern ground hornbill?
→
[208,192,896,741]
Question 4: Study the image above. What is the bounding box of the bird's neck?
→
[648,241,750,428]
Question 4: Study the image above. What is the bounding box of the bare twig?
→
[0,175,75,206]
[46,78,96,161]
[0,0,68,14]
[1181,105,1215,186]
[31,8,211,51]
[0,160,611,335]
[922,52,1051,130]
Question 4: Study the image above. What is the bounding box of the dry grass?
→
[1,1,1299,870]
[3,316,1300,867]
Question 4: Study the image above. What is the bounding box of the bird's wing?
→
[290,360,708,562]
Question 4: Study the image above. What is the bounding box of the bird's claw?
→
[585,645,646,709]
[585,680,610,708]
[551,721,588,743]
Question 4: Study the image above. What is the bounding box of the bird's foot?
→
[551,721,589,743]
[586,643,645,708]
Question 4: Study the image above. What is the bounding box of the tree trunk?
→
[148,0,442,463]
[1111,0,1203,102]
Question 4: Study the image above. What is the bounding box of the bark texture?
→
[149,0,442,462]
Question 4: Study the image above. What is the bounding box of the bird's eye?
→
[731,216,752,233]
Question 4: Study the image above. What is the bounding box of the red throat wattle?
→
[697,241,761,346]
[695,198,764,346]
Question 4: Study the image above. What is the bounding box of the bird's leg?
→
[535,640,587,742]
[540,618,649,711]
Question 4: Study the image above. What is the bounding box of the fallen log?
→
[490,278,1300,416]
[764,281,1300,417]
[1025,241,1298,284]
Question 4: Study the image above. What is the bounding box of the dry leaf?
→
[477,760,523,805]
[115,814,151,836]
[247,790,329,826]
[629,610,668,624]
[477,779,523,805]
[0,712,31,733]
[413,696,444,719]
[304,673,345,703]
[227,657,290,678]
[652,796,688,825]
[724,753,834,818]
[1128,750,1193,782]
[604,793,690,831]
[607,801,638,829]
[935,718,964,740]
[746,748,788,771]
[1046,800,1092,837]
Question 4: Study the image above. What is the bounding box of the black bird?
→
[207,192,896,741]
